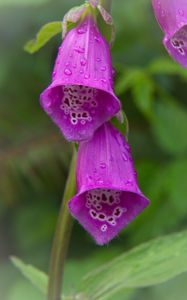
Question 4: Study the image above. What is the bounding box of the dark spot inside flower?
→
[114,208,120,216]
[98,213,105,220]
[82,112,88,118]
[102,193,107,202]
[109,195,114,203]
[90,210,97,218]
[108,217,114,222]
[64,98,70,106]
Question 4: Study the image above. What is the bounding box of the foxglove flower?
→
[152,0,187,67]
[40,16,120,141]
[69,122,150,245]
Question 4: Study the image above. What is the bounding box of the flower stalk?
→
[47,147,77,300]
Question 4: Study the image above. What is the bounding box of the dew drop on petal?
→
[64,68,72,76]
[94,36,100,43]
[74,46,85,53]
[77,27,87,34]
[101,78,107,84]
[178,9,184,16]
[100,162,107,169]
[80,58,87,66]
[84,74,90,79]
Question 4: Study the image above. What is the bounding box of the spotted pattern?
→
[171,27,187,56]
[86,189,127,232]
[61,85,97,125]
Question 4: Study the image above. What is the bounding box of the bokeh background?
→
[1,0,187,299]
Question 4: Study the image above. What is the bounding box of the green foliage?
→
[24,22,62,54]
[78,231,187,299]
[1,0,187,299]
[11,231,187,300]
[0,0,48,5]
[11,257,47,295]
[151,98,187,156]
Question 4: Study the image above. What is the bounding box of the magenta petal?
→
[40,16,120,141]
[68,123,150,245]
[152,0,187,67]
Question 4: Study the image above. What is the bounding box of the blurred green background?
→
[1,0,187,299]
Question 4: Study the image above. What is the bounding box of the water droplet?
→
[80,69,84,74]
[73,63,77,68]
[96,57,101,62]
[80,58,87,66]
[122,152,128,161]
[101,66,106,71]
[125,144,131,152]
[94,36,100,43]
[126,179,133,185]
[100,162,106,169]
[77,27,87,34]
[65,62,70,67]
[178,9,184,16]
[84,74,90,79]
[101,78,107,84]
[74,46,85,53]
[161,9,165,17]
[64,68,72,76]
[52,71,56,78]
[97,178,104,184]
[87,175,93,182]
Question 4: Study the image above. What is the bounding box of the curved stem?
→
[100,0,112,13]
[48,147,77,300]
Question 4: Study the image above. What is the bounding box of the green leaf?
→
[78,231,187,300]
[151,98,187,155]
[148,57,187,81]
[0,0,48,5]
[116,69,155,119]
[24,22,62,54]
[11,257,48,295]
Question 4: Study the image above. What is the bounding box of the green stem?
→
[48,148,77,300]
[100,0,112,13]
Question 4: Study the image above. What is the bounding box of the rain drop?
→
[122,152,128,161]
[94,36,100,43]
[74,46,85,53]
[64,68,72,76]
[101,78,107,84]
[178,9,184,16]
[77,27,87,34]
[84,74,90,79]
[101,66,106,71]
[100,162,107,169]
[80,58,87,66]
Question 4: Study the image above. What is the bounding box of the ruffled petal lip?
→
[69,187,149,245]
[163,25,187,67]
[40,82,120,141]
